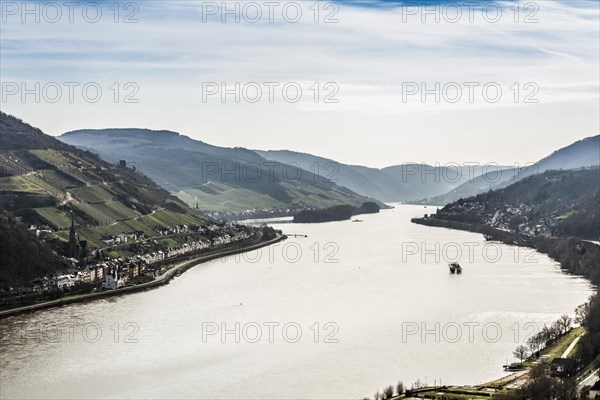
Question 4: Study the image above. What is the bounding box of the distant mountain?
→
[417,135,600,205]
[255,150,493,202]
[0,112,211,251]
[529,135,600,172]
[59,129,383,217]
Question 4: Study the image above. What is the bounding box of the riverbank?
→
[0,233,286,318]
[406,216,598,396]
[377,327,586,399]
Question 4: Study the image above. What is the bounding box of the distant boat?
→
[503,364,523,371]
[352,219,363,223]
[449,262,462,274]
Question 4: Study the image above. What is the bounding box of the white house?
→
[56,275,76,289]
[102,270,124,290]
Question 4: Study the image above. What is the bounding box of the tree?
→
[382,385,394,399]
[539,324,551,344]
[550,320,562,340]
[528,363,548,382]
[558,314,573,334]
[575,302,590,325]
[374,391,381,400]
[526,335,541,358]
[513,345,529,366]
[396,381,405,395]
[496,363,577,400]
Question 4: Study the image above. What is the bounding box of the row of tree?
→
[496,363,577,400]
[574,287,600,368]
[365,381,405,400]
[512,314,574,365]
[507,287,600,398]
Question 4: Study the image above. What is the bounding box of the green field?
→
[139,209,207,227]
[281,182,365,208]
[176,181,375,213]
[30,149,93,184]
[176,185,287,212]
[69,185,115,203]
[36,207,72,229]
[52,208,209,248]
[0,175,48,194]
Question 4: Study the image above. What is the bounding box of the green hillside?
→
[0,112,211,250]
[59,129,384,217]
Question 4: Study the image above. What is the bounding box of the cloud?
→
[0,0,598,166]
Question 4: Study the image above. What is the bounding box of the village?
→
[434,200,553,237]
[21,218,254,295]
[488,204,553,236]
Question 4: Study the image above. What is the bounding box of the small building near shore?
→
[550,358,577,377]
[102,270,124,290]
[588,380,600,399]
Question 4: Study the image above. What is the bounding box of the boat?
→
[352,219,363,223]
[503,364,524,371]
[449,262,462,274]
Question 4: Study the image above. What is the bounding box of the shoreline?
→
[412,216,600,283]
[410,216,598,391]
[0,234,286,319]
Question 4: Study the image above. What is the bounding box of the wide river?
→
[0,205,593,399]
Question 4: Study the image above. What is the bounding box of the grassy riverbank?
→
[371,327,585,399]
[403,217,598,398]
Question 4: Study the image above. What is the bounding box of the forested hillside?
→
[0,212,68,289]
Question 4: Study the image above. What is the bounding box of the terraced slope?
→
[0,112,211,249]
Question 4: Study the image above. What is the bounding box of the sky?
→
[0,0,598,168]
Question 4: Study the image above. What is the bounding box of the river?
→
[0,205,592,399]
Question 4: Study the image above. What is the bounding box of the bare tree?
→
[575,302,590,325]
[382,385,394,399]
[513,344,529,366]
[396,381,405,395]
[550,320,562,339]
[374,391,381,400]
[539,324,551,343]
[527,335,541,358]
[558,314,573,334]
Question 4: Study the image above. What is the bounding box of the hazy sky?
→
[1,0,598,168]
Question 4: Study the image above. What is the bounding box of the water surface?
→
[0,205,592,399]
